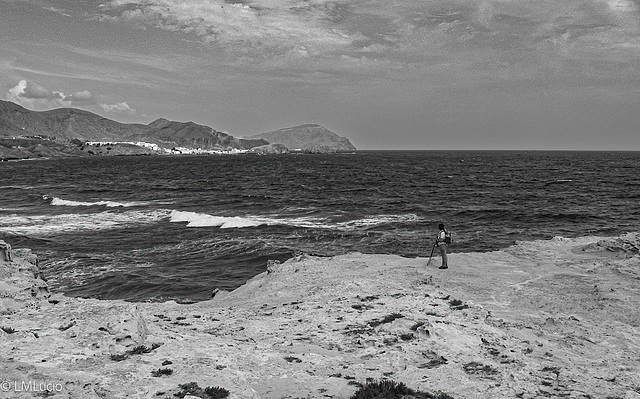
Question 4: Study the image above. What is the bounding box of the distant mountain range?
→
[0,100,265,150]
[0,100,356,159]
[247,124,356,153]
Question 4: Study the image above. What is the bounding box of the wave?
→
[169,210,424,230]
[44,195,151,208]
[335,214,423,229]
[169,210,319,229]
[0,210,170,236]
[0,185,37,190]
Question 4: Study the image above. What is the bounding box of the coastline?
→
[1,235,639,398]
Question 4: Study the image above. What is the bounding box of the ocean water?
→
[1,151,639,302]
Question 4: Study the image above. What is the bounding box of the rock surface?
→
[249,143,290,155]
[1,235,639,398]
[0,241,49,314]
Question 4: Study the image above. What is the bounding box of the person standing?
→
[435,223,449,269]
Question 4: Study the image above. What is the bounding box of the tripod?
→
[426,240,437,266]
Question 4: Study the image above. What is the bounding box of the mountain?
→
[137,118,267,150]
[0,100,267,150]
[0,100,148,141]
[246,124,356,152]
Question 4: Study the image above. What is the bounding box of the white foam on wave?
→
[46,195,150,208]
[334,214,423,229]
[169,210,423,230]
[0,210,171,236]
[170,210,283,228]
[0,185,36,190]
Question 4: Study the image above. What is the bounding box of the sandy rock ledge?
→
[1,236,639,398]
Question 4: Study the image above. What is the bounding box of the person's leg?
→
[439,245,448,268]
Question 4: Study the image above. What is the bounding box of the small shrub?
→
[130,345,153,355]
[1,326,17,334]
[151,368,173,377]
[174,382,229,399]
[110,353,129,362]
[204,386,230,399]
[350,380,412,398]
[449,299,469,310]
[175,382,199,398]
[110,343,162,361]
[349,379,454,399]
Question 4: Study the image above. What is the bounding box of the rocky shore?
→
[1,236,639,398]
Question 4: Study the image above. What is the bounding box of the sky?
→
[1,0,639,150]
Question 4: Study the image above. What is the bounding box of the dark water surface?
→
[1,151,639,301]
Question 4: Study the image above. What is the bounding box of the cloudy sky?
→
[1,0,638,149]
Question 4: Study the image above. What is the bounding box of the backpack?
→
[443,230,452,244]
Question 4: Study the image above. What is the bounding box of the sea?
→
[1,151,639,302]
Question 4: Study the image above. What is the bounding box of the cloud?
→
[95,0,640,68]
[5,80,137,115]
[6,80,96,109]
[100,0,358,58]
[43,6,71,17]
[99,102,137,114]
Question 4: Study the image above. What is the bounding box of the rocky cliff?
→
[246,124,356,153]
[1,236,639,398]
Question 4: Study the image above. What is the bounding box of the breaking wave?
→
[169,210,276,228]
[45,195,151,208]
[0,210,170,236]
[169,210,424,230]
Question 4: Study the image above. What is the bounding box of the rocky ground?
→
[1,236,639,399]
